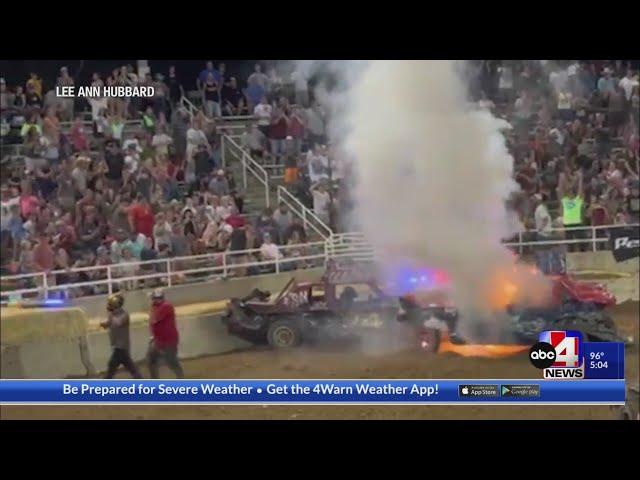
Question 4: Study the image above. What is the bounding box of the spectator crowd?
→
[1,60,638,297]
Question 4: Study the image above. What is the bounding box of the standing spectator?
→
[128,193,155,238]
[76,205,104,254]
[70,116,90,153]
[147,289,184,379]
[273,201,292,238]
[305,102,326,146]
[153,211,173,250]
[42,107,61,165]
[619,69,638,101]
[241,124,267,159]
[287,106,305,154]
[109,113,125,142]
[310,181,331,225]
[608,85,627,137]
[532,193,553,242]
[254,96,272,137]
[171,108,189,161]
[269,107,288,163]
[221,77,245,116]
[626,179,640,223]
[193,143,213,180]
[197,61,219,92]
[26,72,42,99]
[561,171,585,252]
[290,68,310,107]
[244,77,265,113]
[597,68,616,96]
[167,65,184,111]
[248,63,269,91]
[202,72,221,118]
[57,66,75,121]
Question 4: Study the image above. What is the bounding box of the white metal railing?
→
[2,224,637,301]
[221,135,270,207]
[0,241,327,300]
[507,223,640,254]
[277,185,333,240]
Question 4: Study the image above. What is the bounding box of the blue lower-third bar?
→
[0,379,625,404]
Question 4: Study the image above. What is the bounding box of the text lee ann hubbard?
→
[55,85,155,98]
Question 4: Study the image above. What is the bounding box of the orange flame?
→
[439,339,529,358]
[483,261,551,311]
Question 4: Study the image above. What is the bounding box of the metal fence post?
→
[42,273,49,300]
[221,136,226,168]
[303,208,308,233]
[275,254,280,274]
[167,259,172,287]
[592,226,597,252]
[107,266,113,295]
[223,252,228,277]
[242,152,248,189]
[518,231,523,255]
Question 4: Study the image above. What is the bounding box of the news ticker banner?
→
[0,379,625,405]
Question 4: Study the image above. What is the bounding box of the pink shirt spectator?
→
[20,194,40,219]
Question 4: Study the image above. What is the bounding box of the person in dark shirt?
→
[221,77,245,116]
[283,217,307,244]
[167,65,184,108]
[104,141,125,186]
[193,143,212,178]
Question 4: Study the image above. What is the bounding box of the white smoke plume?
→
[291,60,550,328]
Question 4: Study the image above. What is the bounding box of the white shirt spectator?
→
[71,167,88,192]
[312,189,331,218]
[122,138,141,153]
[151,133,173,156]
[1,196,19,231]
[549,70,568,94]
[619,76,639,101]
[254,103,272,127]
[535,203,552,236]
[260,241,280,260]
[241,127,266,151]
[124,153,139,174]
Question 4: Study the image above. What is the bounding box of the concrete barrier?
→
[567,251,639,275]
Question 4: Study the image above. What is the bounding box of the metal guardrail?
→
[0,241,327,300]
[2,224,638,301]
[221,135,270,207]
[277,185,333,240]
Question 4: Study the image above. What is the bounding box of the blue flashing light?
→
[44,299,66,306]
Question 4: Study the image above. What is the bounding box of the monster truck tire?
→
[267,319,303,348]
[419,328,441,353]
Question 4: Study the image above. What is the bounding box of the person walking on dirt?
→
[147,289,184,379]
[101,293,143,379]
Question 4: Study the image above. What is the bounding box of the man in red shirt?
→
[128,193,155,238]
[147,289,184,379]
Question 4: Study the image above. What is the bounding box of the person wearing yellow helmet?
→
[100,292,142,379]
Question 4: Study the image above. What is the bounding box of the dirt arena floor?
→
[2,302,638,420]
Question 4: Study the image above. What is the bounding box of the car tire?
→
[419,328,441,353]
[267,319,302,348]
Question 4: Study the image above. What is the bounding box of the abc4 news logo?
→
[529,330,584,379]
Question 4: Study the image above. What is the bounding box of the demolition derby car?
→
[222,261,442,349]
[222,258,625,350]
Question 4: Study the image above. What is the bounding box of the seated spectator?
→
[208,169,230,197]
[284,230,308,270]
[115,246,138,291]
[255,207,280,245]
[153,211,173,251]
[259,232,280,266]
[225,206,246,230]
